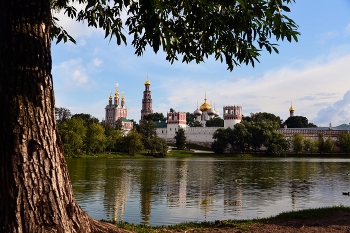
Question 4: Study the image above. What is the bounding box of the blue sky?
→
[52,1,350,126]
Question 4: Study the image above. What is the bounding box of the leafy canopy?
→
[51,0,299,70]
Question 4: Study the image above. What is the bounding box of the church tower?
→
[105,83,132,131]
[289,103,294,117]
[140,75,153,121]
[223,105,242,128]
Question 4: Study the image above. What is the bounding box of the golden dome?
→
[115,90,119,99]
[144,74,151,85]
[200,100,211,112]
[289,103,294,111]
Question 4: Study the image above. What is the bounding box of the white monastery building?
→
[142,78,350,146]
[139,79,243,145]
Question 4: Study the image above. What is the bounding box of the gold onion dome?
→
[200,100,211,112]
[289,104,294,111]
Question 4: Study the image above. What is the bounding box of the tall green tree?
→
[338,133,350,153]
[138,120,158,152]
[55,107,72,124]
[123,130,144,155]
[148,137,168,156]
[324,136,334,154]
[244,112,283,126]
[174,128,187,150]
[58,117,87,156]
[304,138,317,154]
[283,116,317,128]
[0,0,298,231]
[205,117,224,127]
[265,131,289,156]
[292,134,304,154]
[213,113,286,154]
[85,123,107,154]
[72,113,99,124]
[110,129,124,152]
[143,112,166,122]
[186,112,202,127]
[229,123,250,153]
[317,134,326,154]
[212,128,232,153]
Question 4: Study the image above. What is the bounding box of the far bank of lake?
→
[66,155,350,226]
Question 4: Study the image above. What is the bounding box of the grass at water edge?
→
[104,206,350,233]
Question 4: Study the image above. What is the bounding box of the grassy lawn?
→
[108,206,350,233]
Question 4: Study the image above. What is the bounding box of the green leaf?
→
[281,5,291,12]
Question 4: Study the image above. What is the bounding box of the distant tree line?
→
[211,112,289,155]
[290,133,350,154]
[211,111,350,155]
[57,106,343,156]
[55,107,167,157]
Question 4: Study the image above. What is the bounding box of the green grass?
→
[108,206,350,233]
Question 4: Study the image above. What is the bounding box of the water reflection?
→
[66,157,350,225]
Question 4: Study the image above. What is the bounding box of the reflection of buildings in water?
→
[290,179,312,211]
[223,182,243,214]
[291,180,297,211]
[139,160,159,225]
[112,177,130,222]
[196,160,215,216]
[165,159,188,207]
[104,167,131,222]
[140,187,152,224]
[199,195,214,218]
[178,163,188,206]
[165,158,216,217]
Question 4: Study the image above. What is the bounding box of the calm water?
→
[66,157,350,225]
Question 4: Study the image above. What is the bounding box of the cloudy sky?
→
[52,1,350,127]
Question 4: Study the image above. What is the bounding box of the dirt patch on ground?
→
[159,211,350,233]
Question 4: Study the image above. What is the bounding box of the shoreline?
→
[110,206,350,232]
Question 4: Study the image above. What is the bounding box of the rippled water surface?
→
[66,157,350,225]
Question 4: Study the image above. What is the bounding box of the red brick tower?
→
[141,76,153,121]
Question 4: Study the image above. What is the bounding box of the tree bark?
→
[0,1,130,232]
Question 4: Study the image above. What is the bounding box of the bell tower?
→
[140,74,153,121]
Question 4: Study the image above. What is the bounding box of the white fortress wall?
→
[224,119,240,129]
[156,128,168,140]
[184,127,220,143]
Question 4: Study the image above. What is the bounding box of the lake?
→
[66,157,350,226]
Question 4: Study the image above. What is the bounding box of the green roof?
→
[120,117,132,122]
[153,120,167,128]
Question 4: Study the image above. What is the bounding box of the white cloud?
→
[316,31,338,45]
[93,58,103,67]
[313,90,350,126]
[345,23,350,35]
[72,70,88,85]
[53,58,93,89]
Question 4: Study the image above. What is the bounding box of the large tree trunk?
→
[0,1,129,232]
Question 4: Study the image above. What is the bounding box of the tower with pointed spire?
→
[289,103,295,117]
[105,83,133,131]
[140,74,153,121]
